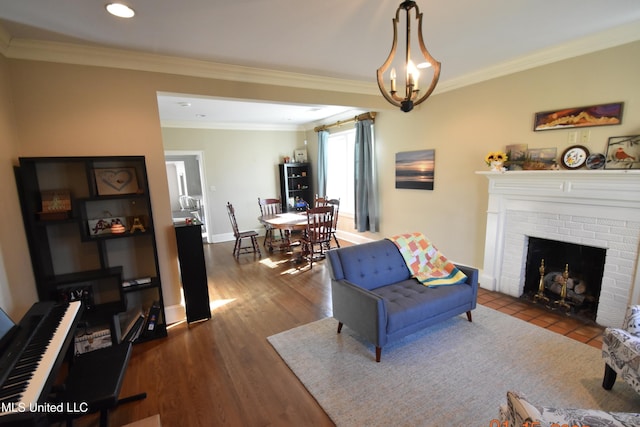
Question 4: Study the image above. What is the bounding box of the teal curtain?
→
[354,119,379,232]
[317,130,329,197]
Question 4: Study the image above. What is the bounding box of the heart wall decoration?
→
[94,168,139,195]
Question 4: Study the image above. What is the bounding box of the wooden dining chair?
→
[326,198,341,248]
[302,205,334,268]
[257,197,283,250]
[314,194,329,207]
[226,202,261,259]
[314,195,340,248]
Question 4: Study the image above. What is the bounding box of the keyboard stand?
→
[55,342,146,427]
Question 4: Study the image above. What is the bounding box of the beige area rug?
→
[268,305,639,426]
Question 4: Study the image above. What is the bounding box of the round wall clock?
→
[561,145,590,169]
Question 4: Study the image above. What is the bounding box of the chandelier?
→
[376,0,441,112]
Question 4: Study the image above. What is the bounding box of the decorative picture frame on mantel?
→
[604,135,640,170]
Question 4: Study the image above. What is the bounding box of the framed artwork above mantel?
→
[533,102,623,131]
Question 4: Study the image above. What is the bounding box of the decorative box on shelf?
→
[87,216,127,235]
[38,189,71,220]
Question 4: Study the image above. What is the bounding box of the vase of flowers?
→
[485,151,508,172]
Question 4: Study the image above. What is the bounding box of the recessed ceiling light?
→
[106,3,135,18]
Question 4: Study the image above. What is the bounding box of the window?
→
[326,128,356,215]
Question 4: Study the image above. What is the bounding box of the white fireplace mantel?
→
[477,170,640,326]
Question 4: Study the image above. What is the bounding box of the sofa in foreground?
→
[326,238,478,362]
[499,390,640,427]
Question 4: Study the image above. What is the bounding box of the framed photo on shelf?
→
[505,144,528,170]
[523,148,557,170]
[94,168,139,195]
[294,149,308,163]
[604,135,640,169]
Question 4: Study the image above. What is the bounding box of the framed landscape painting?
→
[533,102,623,131]
[395,149,435,190]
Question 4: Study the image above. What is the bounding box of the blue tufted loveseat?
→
[326,238,479,362]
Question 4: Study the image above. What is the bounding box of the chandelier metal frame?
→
[376,0,441,112]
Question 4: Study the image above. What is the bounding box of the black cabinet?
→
[15,156,167,348]
[175,224,211,323]
[279,162,312,212]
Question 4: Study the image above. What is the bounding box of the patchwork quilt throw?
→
[388,232,467,286]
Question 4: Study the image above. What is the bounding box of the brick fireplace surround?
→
[478,170,640,327]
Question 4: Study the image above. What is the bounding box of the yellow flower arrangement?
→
[485,151,508,166]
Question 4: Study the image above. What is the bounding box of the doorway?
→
[164,151,210,243]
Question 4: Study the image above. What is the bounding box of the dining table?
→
[258,212,308,255]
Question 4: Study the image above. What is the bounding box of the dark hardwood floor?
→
[70,239,604,426]
[74,240,338,427]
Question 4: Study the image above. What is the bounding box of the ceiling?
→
[1,0,640,128]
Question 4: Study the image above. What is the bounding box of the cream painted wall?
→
[0,55,38,319]
[161,127,304,241]
[0,41,638,322]
[2,58,381,321]
[307,41,640,269]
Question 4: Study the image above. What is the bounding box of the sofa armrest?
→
[330,279,388,348]
[455,263,479,309]
[455,264,478,287]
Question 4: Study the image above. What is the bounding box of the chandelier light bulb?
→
[390,68,397,92]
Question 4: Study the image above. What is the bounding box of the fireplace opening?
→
[522,237,606,322]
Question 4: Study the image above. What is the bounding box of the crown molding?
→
[1,19,639,97]
[160,119,305,132]
[2,37,379,96]
[437,19,640,94]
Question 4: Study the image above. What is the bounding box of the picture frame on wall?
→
[395,149,435,190]
[94,168,139,195]
[533,102,623,131]
[604,135,640,170]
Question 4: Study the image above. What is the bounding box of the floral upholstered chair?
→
[602,305,640,394]
[499,390,640,427]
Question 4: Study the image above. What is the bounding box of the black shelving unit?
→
[15,156,167,349]
[278,162,312,212]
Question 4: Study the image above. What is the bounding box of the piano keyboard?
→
[0,300,81,416]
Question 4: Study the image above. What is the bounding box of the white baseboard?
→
[211,229,263,243]
[334,230,374,245]
[165,303,186,325]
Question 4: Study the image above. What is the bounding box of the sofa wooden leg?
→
[466,311,472,322]
[603,363,617,390]
[337,322,343,334]
[375,347,381,363]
